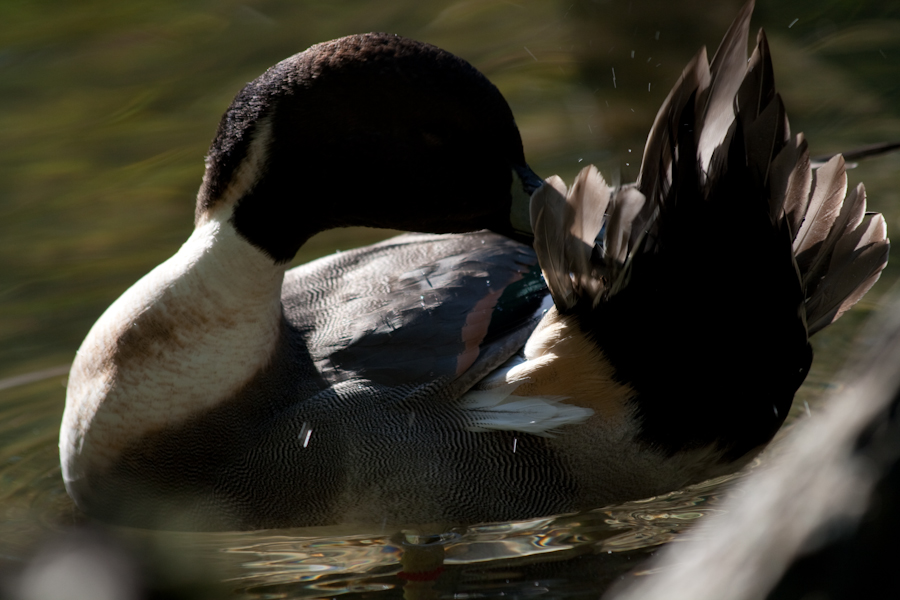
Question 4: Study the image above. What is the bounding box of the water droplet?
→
[298,422,313,448]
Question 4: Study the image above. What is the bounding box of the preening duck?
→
[60,1,888,530]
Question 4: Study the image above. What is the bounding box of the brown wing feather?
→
[638,48,711,201]
[782,135,812,239]
[697,0,755,170]
[806,211,890,334]
[531,167,611,311]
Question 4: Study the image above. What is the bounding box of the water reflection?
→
[2,0,899,597]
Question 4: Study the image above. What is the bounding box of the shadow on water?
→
[1,0,898,597]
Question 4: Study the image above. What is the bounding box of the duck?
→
[60,0,888,531]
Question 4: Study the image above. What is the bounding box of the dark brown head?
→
[196,33,541,262]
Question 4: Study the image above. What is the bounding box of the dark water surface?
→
[2,0,899,597]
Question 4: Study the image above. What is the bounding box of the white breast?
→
[60,215,285,499]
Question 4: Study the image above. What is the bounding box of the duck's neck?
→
[61,215,285,488]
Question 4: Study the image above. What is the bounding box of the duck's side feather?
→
[283,232,547,391]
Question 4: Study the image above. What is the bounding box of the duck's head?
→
[195,32,542,263]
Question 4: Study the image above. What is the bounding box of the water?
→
[2,0,899,597]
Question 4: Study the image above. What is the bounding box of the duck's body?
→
[68,228,553,528]
[66,225,716,529]
[61,2,889,530]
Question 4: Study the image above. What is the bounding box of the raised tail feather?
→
[532,0,889,339]
[530,0,889,457]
